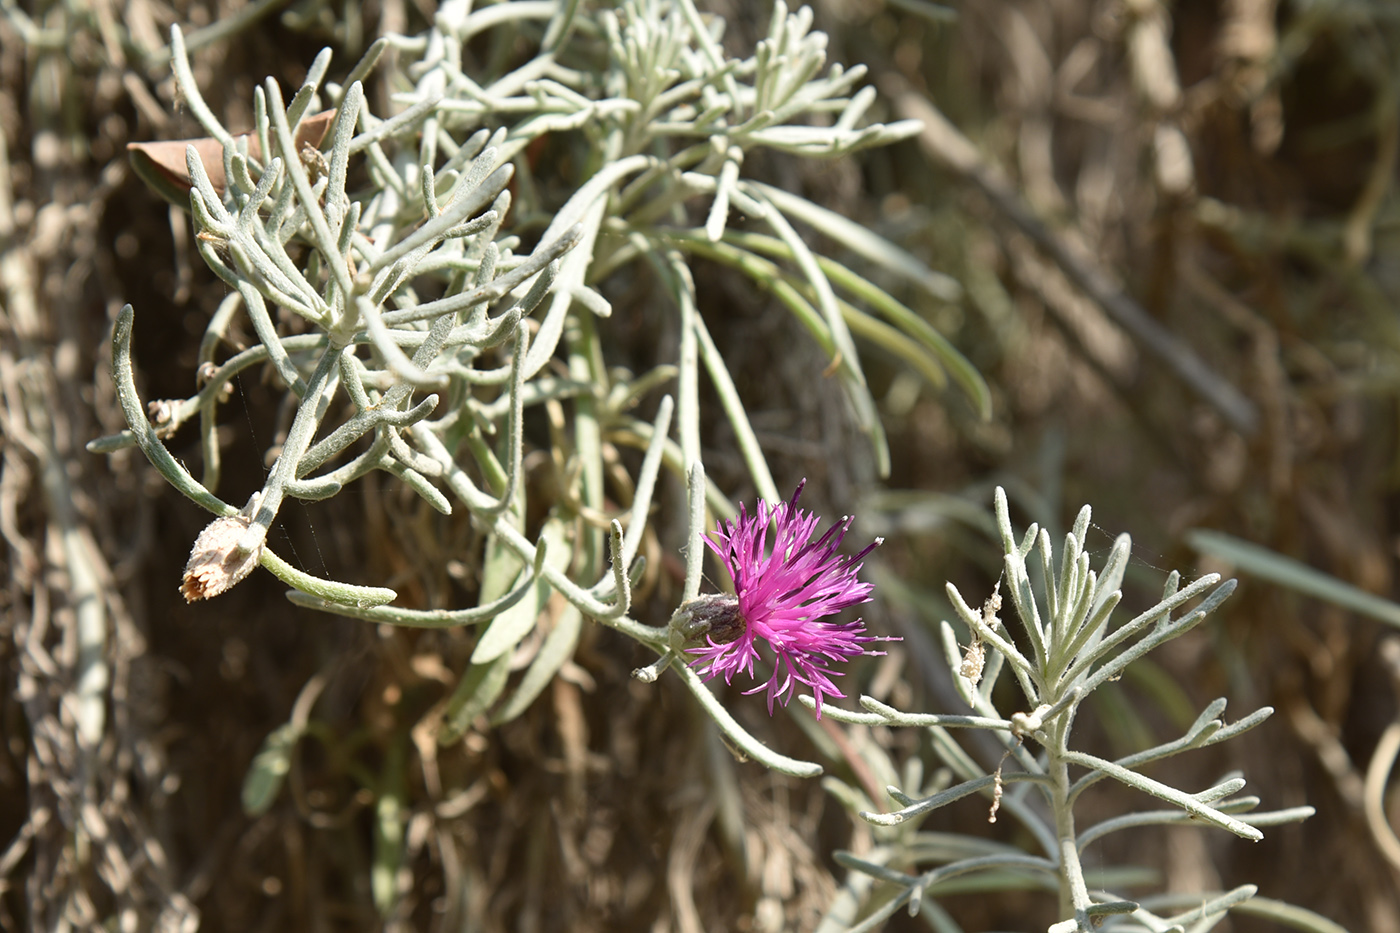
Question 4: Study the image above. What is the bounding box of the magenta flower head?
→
[682,480,892,717]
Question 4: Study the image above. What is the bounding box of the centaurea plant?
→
[90,0,973,808]
[77,1,1324,926]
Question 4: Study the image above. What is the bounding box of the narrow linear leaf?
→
[719,228,991,417]
[1188,529,1400,629]
[241,723,301,816]
[472,519,571,663]
[1230,896,1351,933]
[440,654,513,744]
[748,181,963,300]
[492,597,583,724]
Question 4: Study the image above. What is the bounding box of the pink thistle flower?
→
[683,480,892,717]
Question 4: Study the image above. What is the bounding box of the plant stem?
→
[240,346,340,553]
[1048,713,1092,930]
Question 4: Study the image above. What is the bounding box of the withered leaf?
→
[127,109,338,206]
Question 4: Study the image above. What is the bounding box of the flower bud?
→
[181,515,262,602]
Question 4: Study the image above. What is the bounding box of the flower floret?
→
[687,480,892,716]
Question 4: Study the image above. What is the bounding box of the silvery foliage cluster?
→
[809,489,1317,933]
[84,2,1325,928]
[91,1,967,769]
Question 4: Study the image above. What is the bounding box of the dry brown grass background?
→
[2,0,1400,930]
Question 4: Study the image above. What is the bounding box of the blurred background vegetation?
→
[2,0,1399,930]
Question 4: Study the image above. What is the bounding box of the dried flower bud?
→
[961,581,1002,689]
[988,758,1005,824]
[182,515,262,602]
[960,638,986,686]
[147,399,179,437]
